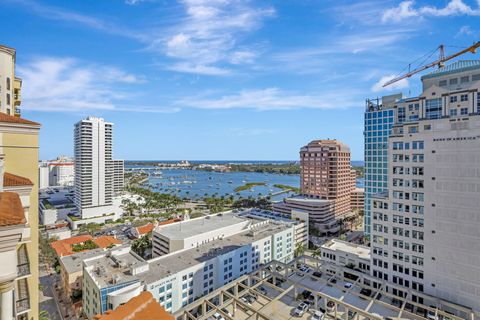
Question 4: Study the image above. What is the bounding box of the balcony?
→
[15,278,30,314]
[17,244,30,278]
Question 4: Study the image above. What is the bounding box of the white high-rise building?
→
[38,156,75,188]
[113,159,124,195]
[74,117,114,219]
[370,60,480,315]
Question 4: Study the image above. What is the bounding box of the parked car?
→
[221,308,233,318]
[257,286,267,295]
[427,308,439,320]
[312,310,325,320]
[293,302,309,317]
[344,282,353,289]
[209,313,225,320]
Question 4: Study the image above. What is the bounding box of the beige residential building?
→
[0,45,21,116]
[370,60,480,315]
[0,113,40,320]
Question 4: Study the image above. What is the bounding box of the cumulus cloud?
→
[371,75,410,92]
[382,0,480,23]
[150,0,275,75]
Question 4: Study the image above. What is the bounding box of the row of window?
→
[392,141,424,150]
[393,154,424,163]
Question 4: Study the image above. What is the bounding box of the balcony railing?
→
[16,298,30,313]
[15,278,30,314]
[17,244,30,277]
[17,263,30,278]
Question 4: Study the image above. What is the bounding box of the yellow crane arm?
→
[383,41,480,87]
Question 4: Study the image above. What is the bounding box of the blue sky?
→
[1,0,479,160]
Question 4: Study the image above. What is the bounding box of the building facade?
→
[83,219,296,319]
[273,196,339,235]
[113,160,124,195]
[0,113,40,320]
[39,156,75,188]
[300,139,355,217]
[74,117,114,219]
[320,238,370,274]
[370,60,480,314]
[350,187,365,212]
[364,94,398,236]
[0,45,21,116]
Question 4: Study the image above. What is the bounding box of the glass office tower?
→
[363,94,400,236]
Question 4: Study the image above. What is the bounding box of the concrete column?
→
[0,281,14,320]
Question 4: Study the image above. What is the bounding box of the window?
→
[6,94,10,106]
[425,98,442,119]
[461,76,469,83]
[398,107,406,123]
[449,78,458,85]
[439,80,447,87]
[461,94,468,102]
[450,96,457,103]
[461,108,468,115]
[6,77,10,90]
[412,141,424,150]
[473,74,480,81]
[450,109,457,116]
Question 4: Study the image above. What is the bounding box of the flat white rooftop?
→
[154,212,258,240]
[322,239,371,260]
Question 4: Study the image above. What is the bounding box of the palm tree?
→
[294,242,305,258]
[312,247,322,267]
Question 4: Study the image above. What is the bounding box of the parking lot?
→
[175,256,473,320]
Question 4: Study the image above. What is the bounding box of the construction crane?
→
[383,41,480,87]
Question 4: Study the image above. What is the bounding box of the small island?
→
[234,182,267,192]
[273,184,300,194]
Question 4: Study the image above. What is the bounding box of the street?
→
[39,264,63,320]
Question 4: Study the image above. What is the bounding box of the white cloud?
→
[17,57,146,112]
[176,87,361,111]
[382,0,480,23]
[371,74,410,92]
[149,0,275,75]
[456,25,479,37]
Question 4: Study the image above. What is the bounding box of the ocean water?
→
[127,162,364,200]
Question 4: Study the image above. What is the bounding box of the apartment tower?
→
[74,117,114,219]
[0,45,21,116]
[300,139,354,217]
[370,60,480,314]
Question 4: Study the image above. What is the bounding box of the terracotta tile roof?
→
[51,235,93,257]
[93,291,174,320]
[136,222,154,235]
[0,113,40,126]
[158,218,181,226]
[3,172,34,187]
[93,236,121,249]
[0,192,26,227]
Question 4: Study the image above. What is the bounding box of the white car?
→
[210,313,225,320]
[427,311,439,320]
[293,302,309,317]
[344,282,353,289]
[312,310,325,320]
